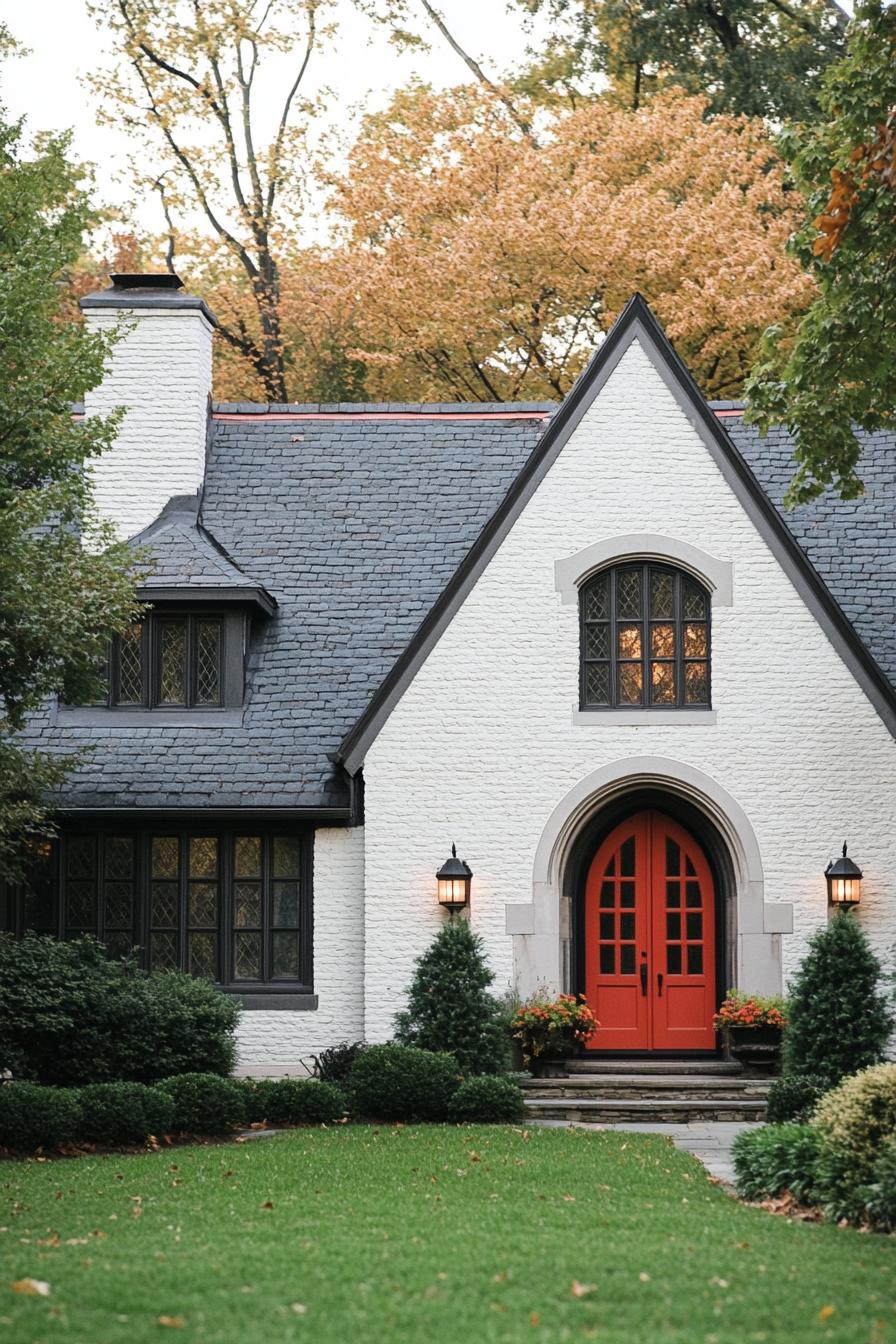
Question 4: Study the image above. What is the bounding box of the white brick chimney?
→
[81,274,216,539]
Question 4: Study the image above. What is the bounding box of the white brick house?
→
[9,275,896,1073]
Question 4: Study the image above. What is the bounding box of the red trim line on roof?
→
[212,410,551,422]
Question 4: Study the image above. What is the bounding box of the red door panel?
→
[583,817,649,1050]
[584,811,716,1052]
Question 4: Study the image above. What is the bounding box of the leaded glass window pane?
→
[152,883,178,927]
[151,931,178,971]
[159,620,186,704]
[234,883,262,927]
[66,835,96,880]
[584,574,609,620]
[618,662,642,704]
[235,836,261,878]
[684,661,709,704]
[651,624,675,657]
[234,931,262,981]
[271,931,300,981]
[189,836,218,879]
[117,624,144,704]
[585,624,610,660]
[617,624,641,659]
[152,836,179,879]
[23,841,56,931]
[273,837,301,878]
[585,663,609,704]
[616,569,642,619]
[272,881,300,928]
[650,571,674,618]
[684,623,707,657]
[189,882,218,927]
[196,620,221,705]
[650,662,675,704]
[684,582,707,621]
[189,931,217,980]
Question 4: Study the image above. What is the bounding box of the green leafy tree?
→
[0,40,140,879]
[745,2,896,504]
[394,918,508,1075]
[783,913,892,1084]
[510,0,846,119]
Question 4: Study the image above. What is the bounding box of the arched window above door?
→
[580,563,711,710]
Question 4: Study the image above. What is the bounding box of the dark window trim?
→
[7,825,314,994]
[579,562,712,711]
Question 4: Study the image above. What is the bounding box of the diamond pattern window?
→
[580,563,711,710]
[10,831,311,991]
[100,613,224,709]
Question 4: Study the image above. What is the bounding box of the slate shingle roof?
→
[132,494,273,602]
[23,402,896,812]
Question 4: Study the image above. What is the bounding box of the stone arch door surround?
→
[505,757,793,1006]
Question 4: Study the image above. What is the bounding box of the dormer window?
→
[108,613,223,708]
[580,563,711,710]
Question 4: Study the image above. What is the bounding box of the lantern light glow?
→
[825,843,862,908]
[436,843,472,911]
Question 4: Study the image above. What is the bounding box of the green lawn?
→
[2,1126,894,1344]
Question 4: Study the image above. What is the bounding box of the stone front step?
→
[565,1056,743,1076]
[523,1074,771,1103]
[523,1096,768,1124]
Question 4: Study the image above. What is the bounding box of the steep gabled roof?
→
[336,295,896,773]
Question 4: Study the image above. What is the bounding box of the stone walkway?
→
[531,1118,759,1185]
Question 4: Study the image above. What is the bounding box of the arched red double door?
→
[584,812,716,1052]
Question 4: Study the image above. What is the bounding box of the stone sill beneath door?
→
[572,708,717,726]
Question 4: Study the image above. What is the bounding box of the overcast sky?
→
[1,1,544,239]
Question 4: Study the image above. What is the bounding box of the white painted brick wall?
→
[235,826,365,1074]
[362,338,896,1040]
[83,307,213,539]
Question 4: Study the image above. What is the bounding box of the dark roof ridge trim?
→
[336,294,896,774]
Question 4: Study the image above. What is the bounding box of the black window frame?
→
[5,827,314,995]
[105,611,225,710]
[579,562,712,711]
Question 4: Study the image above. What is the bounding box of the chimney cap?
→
[111,273,184,291]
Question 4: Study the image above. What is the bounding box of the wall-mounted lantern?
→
[826,843,862,909]
[436,843,472,912]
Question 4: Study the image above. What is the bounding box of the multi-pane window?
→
[104,614,223,708]
[581,563,710,710]
[9,831,311,991]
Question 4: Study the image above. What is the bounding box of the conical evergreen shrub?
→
[394,918,507,1075]
[783,912,892,1084]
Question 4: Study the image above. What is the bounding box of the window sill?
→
[226,992,318,1011]
[54,707,245,728]
[572,707,717,726]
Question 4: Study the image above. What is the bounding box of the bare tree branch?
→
[417,0,535,141]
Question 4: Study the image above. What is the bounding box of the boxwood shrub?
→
[78,1082,175,1146]
[0,934,239,1085]
[0,1082,82,1152]
[314,1041,368,1087]
[866,1136,896,1233]
[765,1073,831,1123]
[731,1123,823,1205]
[243,1078,345,1126]
[812,1062,896,1222]
[157,1073,247,1134]
[448,1075,526,1123]
[349,1044,460,1121]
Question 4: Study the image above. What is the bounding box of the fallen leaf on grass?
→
[638,1272,651,1282]
[10,1279,50,1297]
[529,1312,540,1327]
[571,1280,594,1298]
[709,1277,729,1288]
[817,1305,836,1322]
[158,1316,185,1328]
[562,1194,576,1202]
[290,1303,307,1315]
[260,1201,274,1210]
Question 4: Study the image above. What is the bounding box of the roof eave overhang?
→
[136,584,278,616]
[335,293,896,774]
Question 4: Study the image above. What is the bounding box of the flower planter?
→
[530,1034,579,1078]
[725,1025,783,1073]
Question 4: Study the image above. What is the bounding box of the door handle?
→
[657,972,664,997]
[639,962,648,996]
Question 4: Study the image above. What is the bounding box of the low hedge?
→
[866,1136,896,1233]
[0,934,239,1086]
[78,1082,175,1146]
[731,1123,823,1206]
[156,1073,247,1134]
[349,1044,460,1121]
[244,1078,345,1126]
[314,1042,368,1087]
[0,1082,82,1152]
[448,1075,526,1123]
